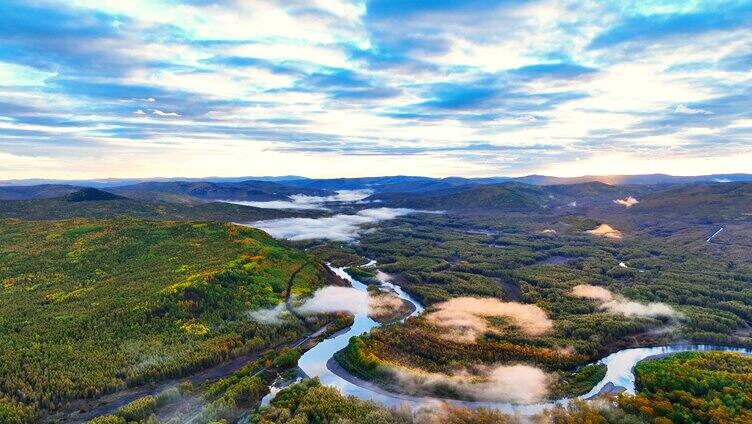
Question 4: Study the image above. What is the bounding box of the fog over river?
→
[281,264,752,415]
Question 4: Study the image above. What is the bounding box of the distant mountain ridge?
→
[1,174,751,207]
[108,180,330,202]
[3,173,750,189]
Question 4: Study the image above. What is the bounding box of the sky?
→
[0,0,750,180]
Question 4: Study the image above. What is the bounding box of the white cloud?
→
[246,303,287,324]
[248,207,415,241]
[153,110,181,117]
[675,104,712,115]
[134,109,146,115]
[3,1,751,180]
[0,62,56,86]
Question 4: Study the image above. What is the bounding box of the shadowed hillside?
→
[110,180,331,202]
[63,188,125,202]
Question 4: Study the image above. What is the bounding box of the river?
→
[289,263,752,415]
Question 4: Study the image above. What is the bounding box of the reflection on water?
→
[297,266,381,393]
[581,344,752,398]
[292,264,752,415]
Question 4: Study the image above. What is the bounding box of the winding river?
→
[293,264,752,415]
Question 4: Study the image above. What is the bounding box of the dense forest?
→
[0,218,331,421]
[621,351,752,423]
[0,188,317,222]
[317,211,752,401]
[1,179,751,422]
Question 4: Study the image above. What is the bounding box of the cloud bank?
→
[571,284,679,318]
[223,189,374,210]
[249,207,415,241]
[425,297,553,343]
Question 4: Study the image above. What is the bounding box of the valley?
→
[0,175,751,423]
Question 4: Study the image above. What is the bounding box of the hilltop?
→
[62,188,125,202]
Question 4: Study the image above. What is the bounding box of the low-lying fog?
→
[221,189,374,210]
[571,284,679,318]
[248,207,416,241]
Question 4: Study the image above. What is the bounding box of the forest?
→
[621,351,752,423]
[318,210,752,401]
[0,218,331,421]
[1,179,751,423]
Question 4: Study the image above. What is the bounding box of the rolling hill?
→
[627,182,752,224]
[0,218,334,418]
[0,184,81,200]
[373,183,552,211]
[0,193,315,221]
[110,180,330,201]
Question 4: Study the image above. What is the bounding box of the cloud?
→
[571,284,679,318]
[589,3,752,49]
[247,303,287,324]
[153,110,181,117]
[510,63,597,79]
[134,109,146,115]
[613,196,639,207]
[297,286,369,315]
[248,285,406,322]
[223,189,374,210]
[368,291,408,320]
[391,363,549,404]
[425,297,553,343]
[586,224,622,239]
[675,105,712,115]
[1,0,752,180]
[248,207,415,241]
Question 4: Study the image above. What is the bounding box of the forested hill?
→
[0,219,333,420]
[109,180,331,201]
[0,194,314,221]
[630,182,752,220]
[372,183,552,211]
[370,181,660,212]
[0,184,81,200]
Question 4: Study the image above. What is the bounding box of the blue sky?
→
[0,0,750,179]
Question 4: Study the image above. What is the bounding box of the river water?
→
[292,264,752,415]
